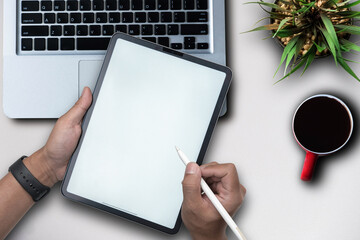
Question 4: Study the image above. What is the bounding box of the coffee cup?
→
[292,94,353,181]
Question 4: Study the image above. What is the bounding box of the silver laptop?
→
[3,0,227,118]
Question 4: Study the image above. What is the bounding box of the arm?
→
[0,87,92,239]
[181,162,246,240]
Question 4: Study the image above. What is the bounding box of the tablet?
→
[61,33,232,234]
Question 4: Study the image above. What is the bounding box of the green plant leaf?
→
[284,44,297,74]
[275,25,309,37]
[336,25,360,35]
[337,56,360,81]
[274,36,300,77]
[275,58,307,83]
[273,18,290,38]
[340,38,360,52]
[313,41,326,52]
[244,1,284,10]
[338,0,360,8]
[323,0,340,8]
[320,13,340,50]
[301,46,317,75]
[319,27,339,64]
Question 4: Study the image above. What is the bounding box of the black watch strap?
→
[9,156,50,202]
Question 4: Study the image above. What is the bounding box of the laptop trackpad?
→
[79,60,103,96]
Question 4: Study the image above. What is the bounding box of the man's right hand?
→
[181,162,246,240]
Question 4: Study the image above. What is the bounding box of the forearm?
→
[0,150,56,239]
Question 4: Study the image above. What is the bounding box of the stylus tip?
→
[175,146,180,152]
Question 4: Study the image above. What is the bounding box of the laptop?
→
[3,0,227,118]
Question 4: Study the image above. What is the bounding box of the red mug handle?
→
[301,151,319,181]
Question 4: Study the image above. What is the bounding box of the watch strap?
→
[9,156,50,202]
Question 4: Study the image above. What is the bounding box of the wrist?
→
[191,233,227,240]
[23,149,58,188]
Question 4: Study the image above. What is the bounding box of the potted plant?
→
[245,0,360,82]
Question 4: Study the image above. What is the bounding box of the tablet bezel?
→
[61,32,232,234]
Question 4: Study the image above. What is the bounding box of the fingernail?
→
[186,163,198,175]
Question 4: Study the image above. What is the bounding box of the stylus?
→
[175,146,247,240]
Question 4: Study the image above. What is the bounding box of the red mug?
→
[292,94,353,181]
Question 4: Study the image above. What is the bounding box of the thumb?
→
[182,163,202,206]
[65,87,92,125]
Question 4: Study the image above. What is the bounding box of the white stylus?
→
[175,146,247,240]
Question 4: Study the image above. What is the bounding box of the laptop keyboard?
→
[19,0,211,54]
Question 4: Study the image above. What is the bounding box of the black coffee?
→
[294,96,352,153]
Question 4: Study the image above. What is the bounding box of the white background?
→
[1,1,360,240]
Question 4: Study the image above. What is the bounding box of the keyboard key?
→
[154,25,166,35]
[197,42,208,49]
[35,38,46,50]
[135,12,146,23]
[115,25,127,33]
[158,0,168,10]
[41,1,52,11]
[83,13,94,23]
[142,37,156,43]
[22,1,39,11]
[174,12,185,22]
[77,25,88,35]
[196,0,207,9]
[122,12,133,23]
[48,38,59,50]
[22,26,49,36]
[170,0,181,10]
[167,24,179,35]
[54,1,65,11]
[90,25,101,35]
[181,24,208,35]
[144,0,155,10]
[22,13,42,24]
[67,1,79,11]
[57,13,69,23]
[51,26,62,36]
[70,13,81,23]
[77,38,111,50]
[93,0,104,10]
[184,36,195,42]
[106,0,117,10]
[141,25,153,35]
[119,0,130,10]
[148,12,159,23]
[187,12,207,22]
[103,25,114,35]
[158,37,169,47]
[128,25,140,35]
[80,0,91,10]
[132,0,143,10]
[183,0,194,10]
[161,12,172,22]
[61,38,75,50]
[109,12,120,23]
[64,26,75,36]
[184,42,195,49]
[96,13,107,23]
[171,43,182,49]
[21,38,33,51]
[44,13,56,23]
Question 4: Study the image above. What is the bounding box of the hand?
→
[181,162,246,240]
[24,87,92,187]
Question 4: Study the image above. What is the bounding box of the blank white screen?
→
[67,38,226,228]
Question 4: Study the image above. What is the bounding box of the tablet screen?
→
[64,36,229,232]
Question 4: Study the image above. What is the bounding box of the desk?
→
[2,1,360,239]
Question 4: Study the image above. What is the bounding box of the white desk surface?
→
[2,1,360,240]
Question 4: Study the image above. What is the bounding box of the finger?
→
[182,163,202,208]
[64,87,92,125]
[200,161,219,169]
[200,163,240,191]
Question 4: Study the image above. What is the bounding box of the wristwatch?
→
[9,156,50,202]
